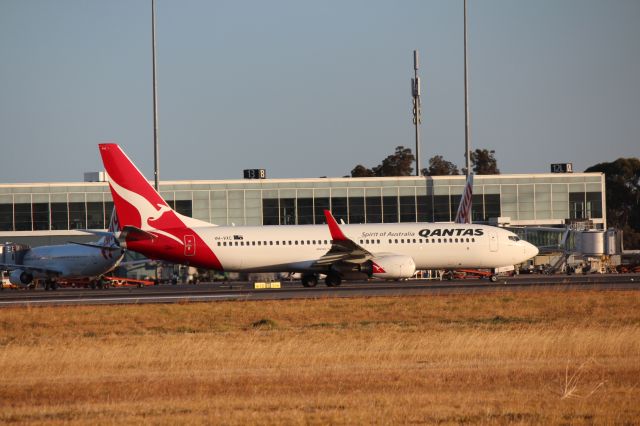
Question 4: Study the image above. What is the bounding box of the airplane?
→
[0,209,125,290]
[98,143,538,286]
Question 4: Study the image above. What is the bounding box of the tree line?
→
[350,146,499,177]
[349,146,639,248]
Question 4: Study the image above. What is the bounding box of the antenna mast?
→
[411,50,422,176]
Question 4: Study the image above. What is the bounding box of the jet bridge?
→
[0,242,30,266]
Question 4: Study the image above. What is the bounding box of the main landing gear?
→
[43,279,58,291]
[301,273,318,287]
[324,272,342,287]
[301,273,342,287]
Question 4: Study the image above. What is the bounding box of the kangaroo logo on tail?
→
[105,172,182,245]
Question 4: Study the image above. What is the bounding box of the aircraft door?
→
[489,232,498,252]
[184,235,196,257]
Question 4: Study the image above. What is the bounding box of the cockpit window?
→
[508,236,520,242]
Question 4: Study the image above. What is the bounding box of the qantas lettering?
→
[418,228,484,238]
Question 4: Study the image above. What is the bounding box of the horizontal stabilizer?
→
[67,242,122,251]
[120,226,157,242]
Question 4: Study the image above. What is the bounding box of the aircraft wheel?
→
[50,281,58,291]
[301,274,318,288]
[90,281,97,290]
[490,275,498,282]
[325,273,342,287]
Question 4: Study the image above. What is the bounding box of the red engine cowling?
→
[362,255,416,280]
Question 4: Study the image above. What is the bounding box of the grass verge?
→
[0,290,638,424]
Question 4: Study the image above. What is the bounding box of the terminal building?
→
[0,171,606,249]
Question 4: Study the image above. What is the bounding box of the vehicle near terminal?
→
[1,270,15,289]
[98,143,538,286]
[0,210,124,290]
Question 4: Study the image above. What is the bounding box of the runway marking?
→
[0,294,243,306]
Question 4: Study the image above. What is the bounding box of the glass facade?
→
[0,173,606,232]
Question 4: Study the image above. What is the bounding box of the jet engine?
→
[9,269,33,286]
[361,255,416,280]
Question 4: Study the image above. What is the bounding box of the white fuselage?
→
[23,244,123,279]
[188,222,537,272]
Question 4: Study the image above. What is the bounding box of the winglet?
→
[324,210,348,241]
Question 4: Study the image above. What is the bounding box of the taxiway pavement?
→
[0,273,638,307]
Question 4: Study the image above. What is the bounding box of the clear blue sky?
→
[1,0,638,183]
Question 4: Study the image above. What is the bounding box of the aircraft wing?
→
[313,210,373,266]
[0,262,64,276]
[76,229,115,238]
[67,242,123,251]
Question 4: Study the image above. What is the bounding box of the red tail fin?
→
[99,143,172,230]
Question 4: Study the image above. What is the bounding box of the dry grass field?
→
[0,290,639,425]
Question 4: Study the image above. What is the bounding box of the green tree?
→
[585,158,640,249]
[372,146,415,177]
[351,164,375,177]
[351,146,415,177]
[422,155,460,176]
[470,149,500,174]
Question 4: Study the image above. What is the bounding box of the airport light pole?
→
[411,50,422,176]
[151,0,160,284]
[463,0,471,178]
[151,0,160,191]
